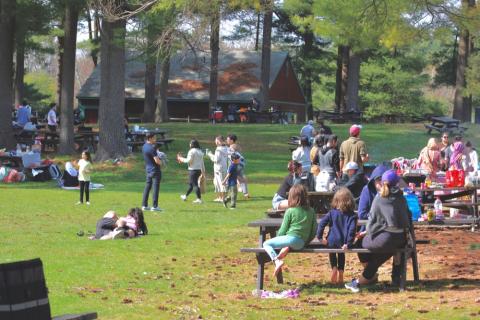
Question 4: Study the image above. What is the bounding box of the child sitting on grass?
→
[91,208,148,240]
[262,184,317,276]
[316,187,358,284]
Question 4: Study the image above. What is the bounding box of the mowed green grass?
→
[1,122,479,319]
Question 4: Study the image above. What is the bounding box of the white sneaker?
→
[86,202,90,205]
[193,199,203,204]
[180,195,187,201]
[141,206,150,211]
[151,207,163,212]
[76,201,83,205]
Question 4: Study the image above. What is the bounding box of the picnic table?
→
[308,191,335,214]
[424,116,467,135]
[417,185,480,230]
[243,217,420,291]
[127,128,173,151]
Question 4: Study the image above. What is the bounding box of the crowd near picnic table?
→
[3,109,480,301]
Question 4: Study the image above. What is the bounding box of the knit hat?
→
[381,169,400,186]
[349,124,361,136]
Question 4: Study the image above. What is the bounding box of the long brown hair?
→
[380,182,390,197]
[287,184,309,209]
[331,188,355,213]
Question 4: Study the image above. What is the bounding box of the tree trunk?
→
[255,13,261,51]
[14,33,25,106]
[260,0,273,111]
[56,30,64,108]
[58,3,79,155]
[335,45,349,114]
[346,51,361,112]
[303,31,314,120]
[86,9,98,67]
[453,0,475,121]
[142,23,157,123]
[0,0,16,149]
[96,17,128,161]
[334,46,342,113]
[155,55,170,123]
[209,5,220,111]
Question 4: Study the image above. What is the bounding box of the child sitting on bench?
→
[316,187,357,284]
[262,184,317,276]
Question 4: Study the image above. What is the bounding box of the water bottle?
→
[434,197,444,220]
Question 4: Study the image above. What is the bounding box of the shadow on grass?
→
[297,278,480,294]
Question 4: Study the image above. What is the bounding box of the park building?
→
[77,50,307,123]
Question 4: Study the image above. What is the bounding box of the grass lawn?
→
[1,122,480,319]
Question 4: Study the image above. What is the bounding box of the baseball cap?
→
[345,162,359,170]
[349,124,362,136]
[307,120,314,125]
[381,169,400,186]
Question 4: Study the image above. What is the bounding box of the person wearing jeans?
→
[142,133,163,212]
[177,139,205,204]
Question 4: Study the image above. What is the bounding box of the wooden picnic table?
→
[127,129,173,151]
[425,116,466,135]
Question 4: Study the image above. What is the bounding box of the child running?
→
[316,187,358,284]
[77,151,93,205]
[222,153,240,209]
[263,184,317,276]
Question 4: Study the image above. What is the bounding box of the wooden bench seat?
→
[241,241,420,292]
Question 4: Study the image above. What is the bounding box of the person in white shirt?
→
[47,103,57,132]
[177,139,206,204]
[292,136,312,175]
[465,141,478,172]
[207,136,229,202]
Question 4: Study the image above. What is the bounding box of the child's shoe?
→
[86,201,90,205]
[273,259,284,277]
[193,199,203,204]
[180,195,187,201]
[141,206,150,211]
[345,279,360,293]
[76,201,83,205]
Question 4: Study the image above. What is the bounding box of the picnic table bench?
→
[0,155,23,170]
[242,218,421,292]
[424,116,467,135]
[127,129,174,151]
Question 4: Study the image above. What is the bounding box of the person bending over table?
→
[272,161,304,211]
[345,170,410,293]
[417,138,441,180]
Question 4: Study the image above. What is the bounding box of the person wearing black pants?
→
[80,181,90,203]
[177,139,205,204]
[142,134,163,212]
[185,169,202,199]
[345,170,410,293]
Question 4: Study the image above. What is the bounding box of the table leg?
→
[471,189,478,232]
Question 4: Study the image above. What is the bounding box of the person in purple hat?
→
[345,169,411,293]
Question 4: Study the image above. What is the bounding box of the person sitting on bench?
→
[345,170,410,293]
[263,184,317,277]
[271,161,303,211]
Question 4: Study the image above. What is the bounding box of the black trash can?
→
[475,107,480,124]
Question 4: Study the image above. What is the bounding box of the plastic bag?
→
[446,169,465,187]
[198,173,206,194]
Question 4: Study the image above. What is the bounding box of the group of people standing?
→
[140,133,250,212]
[291,122,370,200]
[417,133,478,179]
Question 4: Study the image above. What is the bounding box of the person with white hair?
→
[337,161,367,199]
[300,120,316,139]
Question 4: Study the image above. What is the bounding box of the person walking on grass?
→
[316,188,358,284]
[76,151,93,205]
[262,184,317,277]
[142,133,163,212]
[177,139,205,204]
[226,134,250,198]
[222,153,240,209]
[207,136,229,202]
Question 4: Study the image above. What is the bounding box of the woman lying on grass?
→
[90,208,148,240]
[263,184,317,276]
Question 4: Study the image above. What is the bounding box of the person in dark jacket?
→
[357,165,390,227]
[345,170,411,293]
[337,162,366,198]
[317,188,357,284]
